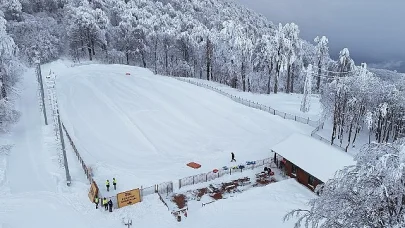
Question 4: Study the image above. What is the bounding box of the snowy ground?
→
[315,120,370,154]
[179,179,316,228]
[183,77,322,121]
[43,61,313,197]
[1,60,320,228]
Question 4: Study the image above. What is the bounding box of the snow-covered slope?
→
[183,77,322,121]
[2,61,318,228]
[50,62,313,194]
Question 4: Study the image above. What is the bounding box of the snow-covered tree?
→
[284,139,405,228]
[0,0,22,21]
[0,14,21,132]
[314,36,329,91]
[65,2,108,61]
[283,23,302,93]
[300,64,313,112]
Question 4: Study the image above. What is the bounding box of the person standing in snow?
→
[94,196,99,209]
[113,178,117,190]
[103,197,108,211]
[106,179,110,192]
[108,199,113,212]
[231,152,236,162]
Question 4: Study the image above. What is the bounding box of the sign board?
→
[117,188,141,208]
[88,181,99,203]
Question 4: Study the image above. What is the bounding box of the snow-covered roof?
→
[272,133,356,183]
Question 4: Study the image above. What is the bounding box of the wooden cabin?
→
[271,133,355,191]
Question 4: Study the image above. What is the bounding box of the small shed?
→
[271,133,356,191]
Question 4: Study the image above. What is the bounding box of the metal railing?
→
[178,158,271,189]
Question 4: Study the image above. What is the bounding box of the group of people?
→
[92,177,118,212]
[94,196,114,212]
[106,178,117,191]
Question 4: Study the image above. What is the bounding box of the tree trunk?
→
[241,61,246,92]
[165,45,168,75]
[316,58,321,92]
[154,39,158,74]
[206,38,211,81]
[274,63,280,94]
[266,60,273,94]
[141,51,146,68]
[88,47,92,61]
[91,39,95,56]
[126,52,129,65]
[290,65,295,93]
[339,93,347,146]
[345,117,355,152]
[286,64,291,93]
[331,91,340,144]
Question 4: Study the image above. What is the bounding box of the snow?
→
[49,62,313,196]
[183,77,322,121]
[6,67,57,193]
[179,179,316,228]
[1,60,325,228]
[271,133,356,183]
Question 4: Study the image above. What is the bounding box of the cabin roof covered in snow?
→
[272,133,356,183]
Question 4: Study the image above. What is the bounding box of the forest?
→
[0,0,404,146]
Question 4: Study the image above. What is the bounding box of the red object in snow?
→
[126,72,131,75]
[187,162,201,169]
[213,169,218,173]
[270,172,274,176]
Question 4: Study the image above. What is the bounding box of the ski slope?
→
[51,62,313,194]
[1,61,319,228]
[1,65,178,228]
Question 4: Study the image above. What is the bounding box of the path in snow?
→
[6,69,57,193]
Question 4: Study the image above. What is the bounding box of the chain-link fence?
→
[140,185,156,197]
[157,182,174,196]
[178,157,271,189]
[62,123,94,183]
[175,77,320,127]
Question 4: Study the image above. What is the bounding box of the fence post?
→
[307,118,309,124]
[193,176,195,185]
[35,62,48,125]
[284,113,286,119]
[273,110,276,115]
[206,174,208,182]
[295,116,296,121]
[179,179,181,189]
[57,112,71,186]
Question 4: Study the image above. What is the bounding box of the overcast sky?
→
[233,0,405,72]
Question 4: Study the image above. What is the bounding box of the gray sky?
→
[233,0,405,72]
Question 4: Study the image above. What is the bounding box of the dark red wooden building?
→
[271,133,355,191]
